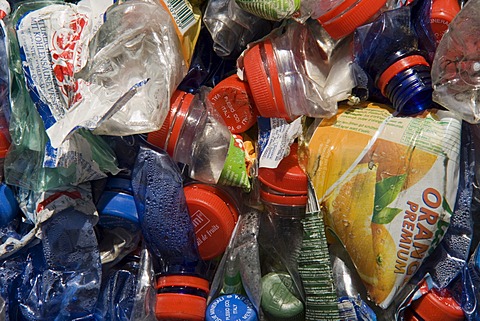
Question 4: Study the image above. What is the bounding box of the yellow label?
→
[307,102,461,308]
[158,0,201,67]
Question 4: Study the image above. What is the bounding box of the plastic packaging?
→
[403,287,464,321]
[208,210,262,315]
[147,89,250,189]
[207,74,258,134]
[354,6,434,115]
[207,294,258,321]
[234,0,299,21]
[240,20,342,121]
[430,0,461,44]
[184,183,240,260]
[178,27,238,94]
[316,0,388,40]
[0,184,19,228]
[5,0,120,192]
[15,0,187,147]
[17,207,101,320]
[203,0,274,57]
[96,175,142,267]
[131,146,209,320]
[307,103,461,308]
[431,0,480,123]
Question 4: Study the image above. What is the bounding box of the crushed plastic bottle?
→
[354,6,434,115]
[203,0,274,57]
[147,89,251,189]
[431,0,480,123]
[131,146,209,320]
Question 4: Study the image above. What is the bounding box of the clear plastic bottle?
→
[431,0,480,123]
[131,146,209,321]
[203,0,274,57]
[241,20,336,121]
[147,89,250,189]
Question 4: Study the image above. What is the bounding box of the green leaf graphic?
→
[372,207,402,224]
[442,198,453,215]
[374,174,407,217]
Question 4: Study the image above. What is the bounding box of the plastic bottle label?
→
[258,117,302,169]
[307,103,461,308]
[218,135,251,191]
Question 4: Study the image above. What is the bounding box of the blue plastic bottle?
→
[16,207,101,320]
[354,6,433,115]
[95,251,140,321]
[131,146,208,321]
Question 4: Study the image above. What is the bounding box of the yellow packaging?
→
[158,0,202,67]
[306,102,461,308]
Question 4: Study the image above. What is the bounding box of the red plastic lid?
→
[243,41,290,120]
[260,189,308,206]
[430,0,460,43]
[157,275,210,292]
[410,288,465,321]
[257,143,308,195]
[207,74,259,134]
[377,55,430,96]
[156,293,207,321]
[184,184,239,260]
[318,0,387,39]
[147,90,194,156]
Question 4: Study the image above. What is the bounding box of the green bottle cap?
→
[261,272,304,321]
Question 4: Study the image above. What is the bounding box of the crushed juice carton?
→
[306,102,461,308]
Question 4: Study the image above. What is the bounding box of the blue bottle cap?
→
[0,183,19,227]
[207,294,257,321]
[97,178,139,233]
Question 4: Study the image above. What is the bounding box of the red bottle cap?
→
[184,183,239,260]
[147,90,194,157]
[409,288,465,321]
[377,55,430,96]
[156,275,209,321]
[317,0,387,39]
[207,74,258,134]
[257,143,308,195]
[430,0,460,43]
[243,40,291,120]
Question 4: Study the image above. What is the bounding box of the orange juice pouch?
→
[306,102,461,308]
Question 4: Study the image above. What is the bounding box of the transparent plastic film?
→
[431,0,480,123]
[14,0,187,147]
[306,102,461,308]
[208,210,262,315]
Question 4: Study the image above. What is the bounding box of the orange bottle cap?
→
[155,293,207,321]
[318,0,387,39]
[207,74,258,134]
[156,275,210,292]
[184,184,239,260]
[410,288,465,321]
[430,0,460,43]
[243,40,290,120]
[147,90,194,157]
[257,143,308,195]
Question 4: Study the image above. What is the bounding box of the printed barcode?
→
[164,0,195,35]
